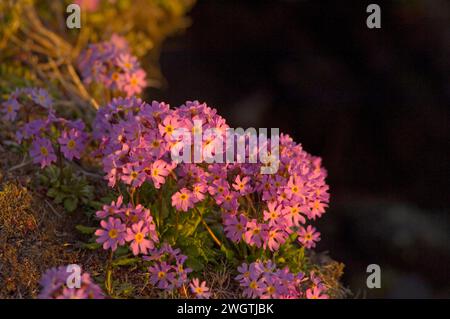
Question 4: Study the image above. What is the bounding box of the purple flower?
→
[240,272,265,299]
[190,278,211,299]
[2,98,20,121]
[29,138,57,168]
[31,88,53,109]
[58,128,86,160]
[121,163,146,188]
[96,196,124,219]
[223,213,247,243]
[95,217,126,251]
[148,261,176,290]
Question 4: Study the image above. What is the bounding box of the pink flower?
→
[283,204,306,227]
[148,160,170,189]
[307,199,328,220]
[285,175,305,199]
[265,227,287,251]
[306,286,329,299]
[74,0,100,12]
[297,225,321,249]
[171,188,194,212]
[192,182,207,203]
[122,69,147,97]
[158,115,181,141]
[190,278,211,299]
[29,138,57,168]
[232,175,251,194]
[116,53,139,72]
[263,202,284,226]
[95,217,126,251]
[244,219,268,248]
[125,221,154,255]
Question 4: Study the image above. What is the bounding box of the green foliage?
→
[274,234,307,274]
[38,165,94,213]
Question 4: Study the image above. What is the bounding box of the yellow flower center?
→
[267,286,276,294]
[131,171,138,179]
[180,193,188,201]
[313,200,320,210]
[158,271,166,279]
[134,232,144,243]
[195,287,203,294]
[165,125,174,134]
[250,281,258,289]
[67,139,76,150]
[108,229,118,239]
[40,146,48,156]
[152,140,160,148]
[131,215,139,223]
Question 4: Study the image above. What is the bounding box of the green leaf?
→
[64,197,78,212]
[114,246,130,257]
[185,257,204,272]
[112,257,139,267]
[46,187,58,198]
[83,242,101,250]
[75,224,96,235]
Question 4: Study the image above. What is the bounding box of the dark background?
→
[150,0,450,298]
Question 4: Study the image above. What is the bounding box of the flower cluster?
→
[95,196,158,255]
[1,87,88,168]
[236,261,329,299]
[93,97,176,188]
[38,266,104,299]
[143,243,192,291]
[78,35,147,97]
[94,97,329,252]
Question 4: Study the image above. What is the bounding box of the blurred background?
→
[150,0,450,298]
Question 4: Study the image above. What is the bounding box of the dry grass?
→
[0,181,80,298]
